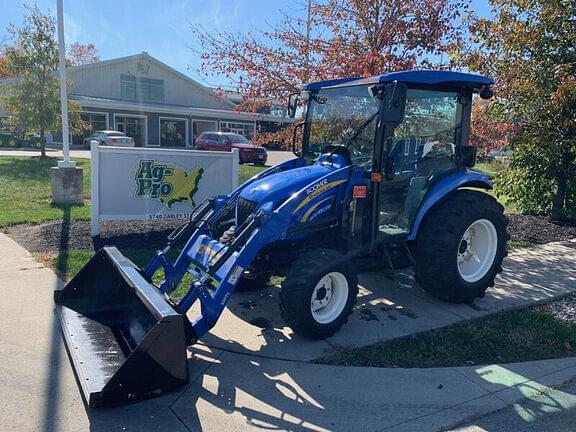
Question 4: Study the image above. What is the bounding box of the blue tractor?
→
[55,70,507,407]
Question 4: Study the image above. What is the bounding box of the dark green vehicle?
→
[0,131,44,148]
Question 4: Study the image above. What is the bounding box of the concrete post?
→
[51,166,84,204]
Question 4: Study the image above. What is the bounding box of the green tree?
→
[466,0,576,220]
[1,4,84,157]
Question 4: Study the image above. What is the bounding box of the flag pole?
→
[56,0,74,168]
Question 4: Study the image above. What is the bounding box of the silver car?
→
[83,130,135,148]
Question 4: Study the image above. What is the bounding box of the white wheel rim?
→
[310,272,349,324]
[457,219,498,283]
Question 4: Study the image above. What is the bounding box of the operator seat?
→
[317,145,352,169]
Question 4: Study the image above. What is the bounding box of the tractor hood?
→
[240,163,334,207]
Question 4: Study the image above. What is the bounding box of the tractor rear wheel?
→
[414,190,508,303]
[281,248,358,339]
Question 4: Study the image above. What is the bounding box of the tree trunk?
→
[39,127,46,159]
[551,150,572,221]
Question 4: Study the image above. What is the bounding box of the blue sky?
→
[1,0,492,87]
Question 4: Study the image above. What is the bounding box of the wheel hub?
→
[457,219,498,283]
[316,286,328,301]
[310,272,349,324]
[458,239,468,254]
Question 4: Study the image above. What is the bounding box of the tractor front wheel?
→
[281,248,358,339]
[414,190,508,303]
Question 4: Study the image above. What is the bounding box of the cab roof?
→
[303,70,494,91]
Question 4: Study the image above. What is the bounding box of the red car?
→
[194,132,267,165]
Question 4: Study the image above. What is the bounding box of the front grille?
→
[236,197,258,227]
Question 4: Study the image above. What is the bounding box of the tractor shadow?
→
[82,242,576,431]
[200,240,576,364]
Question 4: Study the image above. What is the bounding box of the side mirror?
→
[287,92,299,118]
[460,145,477,167]
[292,121,304,157]
[382,81,407,124]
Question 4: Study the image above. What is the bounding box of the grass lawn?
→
[0,157,91,227]
[0,156,267,228]
[471,162,517,214]
[52,248,193,301]
[319,308,576,368]
[474,162,499,179]
[0,155,267,289]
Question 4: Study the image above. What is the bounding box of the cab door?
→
[377,88,466,239]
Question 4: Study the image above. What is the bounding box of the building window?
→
[121,74,164,102]
[192,120,218,142]
[219,121,256,139]
[73,112,108,145]
[82,112,108,132]
[115,115,147,147]
[160,118,187,147]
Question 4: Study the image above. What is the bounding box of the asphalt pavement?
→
[0,147,296,166]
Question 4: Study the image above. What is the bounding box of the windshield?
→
[305,84,380,167]
[228,134,249,143]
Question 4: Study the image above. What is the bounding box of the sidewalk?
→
[1,232,576,431]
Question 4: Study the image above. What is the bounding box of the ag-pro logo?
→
[135,160,204,208]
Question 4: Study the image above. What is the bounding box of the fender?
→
[407,170,492,241]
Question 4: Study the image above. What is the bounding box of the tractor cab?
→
[291,70,495,246]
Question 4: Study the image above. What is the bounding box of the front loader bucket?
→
[54,247,190,408]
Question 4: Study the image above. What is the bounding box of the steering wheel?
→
[320,145,352,165]
[347,135,372,159]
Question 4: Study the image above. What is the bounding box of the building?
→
[30,52,288,147]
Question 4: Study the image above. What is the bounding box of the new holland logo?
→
[135,160,204,208]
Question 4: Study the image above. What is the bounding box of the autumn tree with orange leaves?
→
[192,0,467,116]
[466,0,576,220]
[470,99,517,155]
[67,42,99,66]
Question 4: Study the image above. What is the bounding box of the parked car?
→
[487,148,512,159]
[0,131,43,148]
[194,132,267,165]
[83,130,135,148]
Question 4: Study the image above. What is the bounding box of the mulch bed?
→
[538,295,576,324]
[5,219,183,255]
[6,213,576,257]
[506,214,576,245]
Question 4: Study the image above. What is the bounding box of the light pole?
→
[56,0,74,168]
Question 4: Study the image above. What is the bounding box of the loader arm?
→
[147,165,353,342]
